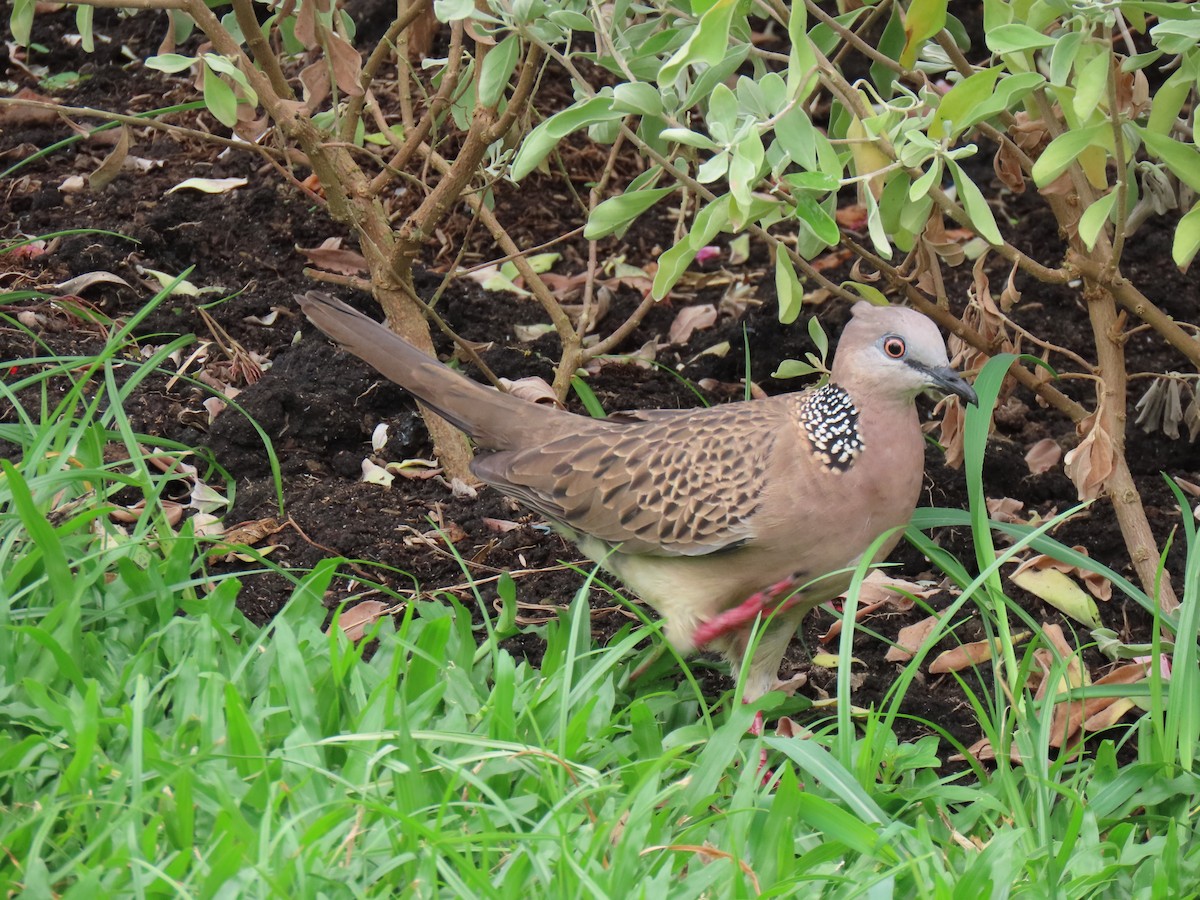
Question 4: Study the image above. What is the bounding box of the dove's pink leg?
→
[692,576,803,648]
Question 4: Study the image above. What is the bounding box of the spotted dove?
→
[297,291,977,701]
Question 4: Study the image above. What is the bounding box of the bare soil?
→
[3,6,1197,754]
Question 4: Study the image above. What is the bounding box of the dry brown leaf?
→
[820,572,933,642]
[88,124,130,192]
[221,517,286,547]
[886,614,940,662]
[1064,410,1116,502]
[993,139,1026,194]
[1024,438,1062,475]
[332,600,392,641]
[500,376,563,407]
[326,31,365,96]
[482,517,522,533]
[930,631,1031,674]
[668,304,718,345]
[936,394,966,469]
[297,238,369,275]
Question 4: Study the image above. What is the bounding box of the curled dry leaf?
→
[886,614,940,663]
[1024,438,1061,475]
[500,376,563,407]
[384,458,443,481]
[929,631,1031,674]
[1063,409,1115,502]
[331,600,393,642]
[935,394,965,469]
[993,139,1026,194]
[986,497,1025,523]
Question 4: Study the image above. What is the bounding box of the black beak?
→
[926,365,979,406]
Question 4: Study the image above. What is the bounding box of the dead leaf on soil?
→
[298,238,369,276]
[886,615,940,662]
[166,176,249,195]
[1024,438,1062,475]
[821,572,936,642]
[668,304,718,345]
[929,631,1031,674]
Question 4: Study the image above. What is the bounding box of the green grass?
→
[3,297,1200,896]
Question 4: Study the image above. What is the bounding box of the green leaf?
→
[478,34,520,108]
[1138,127,1200,193]
[1146,69,1194,137]
[948,158,1003,244]
[434,0,475,22]
[772,358,819,379]
[202,63,239,128]
[1048,31,1082,86]
[841,282,889,306]
[807,316,829,359]
[1031,124,1108,187]
[962,71,1045,127]
[659,127,718,150]
[1078,191,1117,251]
[793,194,839,245]
[511,97,620,180]
[900,0,947,69]
[611,82,663,117]
[1172,201,1200,269]
[729,130,764,225]
[929,68,1001,140]
[986,23,1057,53]
[1072,50,1110,122]
[774,250,804,324]
[585,187,675,239]
[652,195,731,298]
[786,1,818,101]
[146,53,197,74]
[658,0,738,85]
[10,0,33,45]
[706,83,737,144]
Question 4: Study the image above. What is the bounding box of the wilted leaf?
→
[1024,438,1061,474]
[1011,547,1112,602]
[514,323,556,342]
[53,271,132,294]
[372,423,389,453]
[1063,410,1115,502]
[88,124,129,191]
[384,458,443,480]
[483,517,522,533]
[811,652,862,668]
[362,458,395,487]
[325,31,365,96]
[1010,566,1102,628]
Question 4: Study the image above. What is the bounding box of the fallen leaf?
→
[500,376,563,407]
[483,517,522,533]
[987,497,1025,523]
[1011,547,1112,602]
[929,632,1031,674]
[297,238,369,275]
[886,615,940,662]
[668,304,718,345]
[332,600,392,641]
[166,176,249,194]
[1024,438,1061,474]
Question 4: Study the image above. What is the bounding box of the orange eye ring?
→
[883,337,906,359]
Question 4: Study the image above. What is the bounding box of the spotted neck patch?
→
[797,384,863,472]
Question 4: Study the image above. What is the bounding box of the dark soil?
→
[3,6,1197,758]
